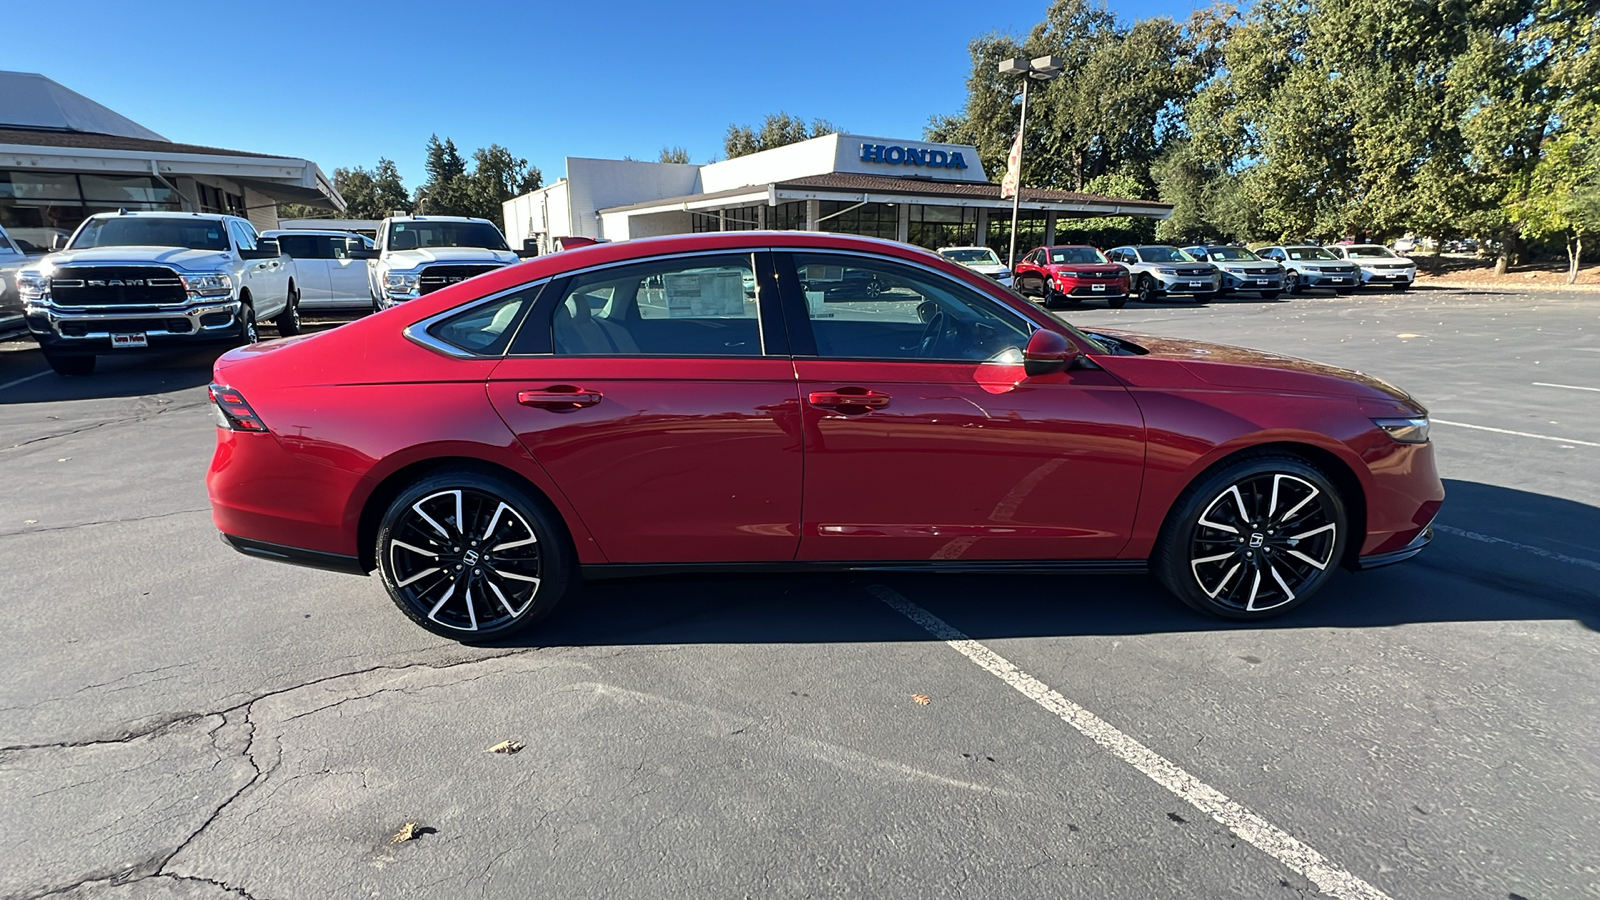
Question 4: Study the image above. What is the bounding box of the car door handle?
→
[808,389,890,410]
[518,386,603,409]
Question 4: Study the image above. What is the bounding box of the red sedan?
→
[1012,245,1131,308]
[207,232,1442,639]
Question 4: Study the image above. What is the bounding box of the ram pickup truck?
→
[355,215,521,310]
[19,212,300,376]
[0,224,36,341]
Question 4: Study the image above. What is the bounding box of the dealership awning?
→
[599,172,1170,219]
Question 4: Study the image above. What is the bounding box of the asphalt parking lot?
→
[2,288,1596,900]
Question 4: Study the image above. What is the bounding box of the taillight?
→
[208,383,269,432]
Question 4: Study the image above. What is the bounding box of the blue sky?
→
[7,0,1210,191]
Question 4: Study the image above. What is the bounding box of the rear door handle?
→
[518,386,603,409]
[808,388,890,410]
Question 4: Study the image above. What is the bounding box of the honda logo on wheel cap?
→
[1248,533,1265,548]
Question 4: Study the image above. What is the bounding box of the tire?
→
[238,297,259,346]
[1193,293,1210,304]
[1107,295,1129,309]
[1043,289,1066,310]
[1136,276,1160,303]
[1152,455,1347,620]
[276,283,301,336]
[1283,270,1301,295]
[44,351,95,376]
[376,468,575,640]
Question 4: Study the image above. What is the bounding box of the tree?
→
[415,135,471,216]
[1512,131,1600,282]
[1059,173,1157,246]
[277,157,412,221]
[659,146,691,164]
[724,113,839,159]
[461,144,542,227]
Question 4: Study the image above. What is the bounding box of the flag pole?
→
[1007,76,1030,270]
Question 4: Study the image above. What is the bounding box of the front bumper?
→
[1057,278,1130,298]
[26,299,247,351]
[1152,274,1219,295]
[1294,271,1359,289]
[1220,272,1284,292]
[1358,268,1415,286]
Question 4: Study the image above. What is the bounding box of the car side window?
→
[549,253,761,357]
[228,221,257,252]
[792,253,1032,363]
[274,234,320,259]
[427,284,539,356]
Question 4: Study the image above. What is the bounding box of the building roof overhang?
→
[0,127,345,213]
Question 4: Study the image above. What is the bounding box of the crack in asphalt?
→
[0,507,211,539]
[3,649,548,900]
[1,398,208,454]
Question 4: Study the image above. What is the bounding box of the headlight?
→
[17,271,49,303]
[181,272,233,297]
[1157,267,1178,275]
[1373,417,1429,443]
[384,273,420,296]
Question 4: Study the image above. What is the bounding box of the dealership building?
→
[0,71,343,252]
[503,133,1171,258]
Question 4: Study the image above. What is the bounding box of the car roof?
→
[936,246,993,252]
[263,229,360,237]
[85,211,231,221]
[384,215,493,225]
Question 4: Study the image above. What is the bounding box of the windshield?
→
[1049,247,1107,264]
[386,221,509,252]
[1203,247,1259,262]
[1345,246,1397,258]
[1285,247,1337,261]
[941,248,1001,265]
[69,217,229,252]
[1136,246,1193,263]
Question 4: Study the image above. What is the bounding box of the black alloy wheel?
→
[1154,456,1346,619]
[276,284,302,336]
[376,470,573,640]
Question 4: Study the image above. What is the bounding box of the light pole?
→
[998,55,1062,269]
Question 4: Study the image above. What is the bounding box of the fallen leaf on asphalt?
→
[487,740,524,755]
[912,694,932,706]
[390,823,425,843]
[23,520,36,525]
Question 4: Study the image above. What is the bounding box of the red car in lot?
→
[207,232,1442,639]
[1011,245,1131,308]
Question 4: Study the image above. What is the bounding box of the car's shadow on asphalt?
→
[484,479,1600,649]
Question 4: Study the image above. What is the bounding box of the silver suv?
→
[1180,245,1285,298]
[1255,245,1360,294]
[1104,245,1220,303]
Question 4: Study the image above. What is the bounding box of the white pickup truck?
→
[18,212,300,375]
[354,215,521,310]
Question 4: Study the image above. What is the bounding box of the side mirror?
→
[515,249,540,259]
[347,248,379,260]
[238,247,276,260]
[1023,329,1080,377]
[256,237,280,255]
[51,233,70,251]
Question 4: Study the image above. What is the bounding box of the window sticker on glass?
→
[659,271,746,317]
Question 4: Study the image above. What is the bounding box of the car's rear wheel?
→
[276,283,301,336]
[1153,455,1346,620]
[43,351,95,376]
[376,469,574,640]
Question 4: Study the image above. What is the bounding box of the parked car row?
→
[9,212,521,375]
[938,242,1417,309]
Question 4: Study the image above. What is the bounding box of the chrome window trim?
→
[402,278,552,360]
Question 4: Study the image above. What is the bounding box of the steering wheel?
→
[917,308,947,358]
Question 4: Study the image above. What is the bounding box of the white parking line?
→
[1431,419,1600,448]
[1532,382,1600,393]
[1434,525,1600,573]
[0,370,49,392]
[870,584,1393,900]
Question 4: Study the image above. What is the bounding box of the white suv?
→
[937,246,1013,288]
[1325,244,1417,290]
[354,216,520,310]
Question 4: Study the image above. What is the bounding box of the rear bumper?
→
[1356,525,1432,569]
[221,533,367,575]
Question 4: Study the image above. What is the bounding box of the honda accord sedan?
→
[207,232,1443,639]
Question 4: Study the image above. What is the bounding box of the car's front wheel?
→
[276,283,301,336]
[1283,270,1300,294]
[1137,276,1160,303]
[1153,455,1347,620]
[376,469,574,640]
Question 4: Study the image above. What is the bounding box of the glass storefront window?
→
[985,210,1048,264]
[817,201,897,240]
[907,204,977,250]
[1,170,182,250]
[690,206,760,233]
[772,201,806,231]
